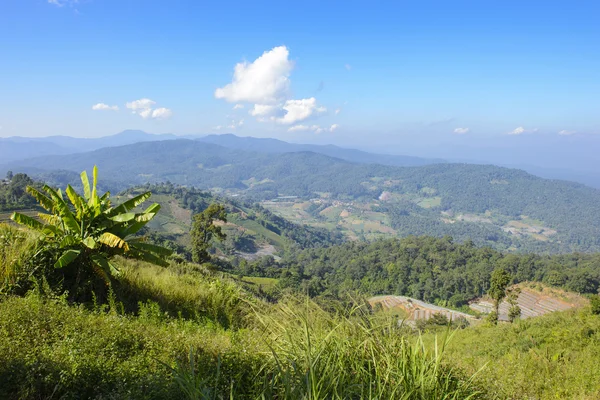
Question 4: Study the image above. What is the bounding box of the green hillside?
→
[4,139,600,252]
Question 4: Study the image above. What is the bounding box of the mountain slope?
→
[0,130,177,163]
[197,133,444,166]
[3,139,600,252]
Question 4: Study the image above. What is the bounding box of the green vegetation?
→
[190,203,227,263]
[9,167,171,301]
[3,169,600,399]
[487,269,511,324]
[0,173,41,211]
[264,236,600,303]
[436,308,600,399]
[13,140,600,253]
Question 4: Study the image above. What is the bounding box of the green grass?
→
[0,224,40,294]
[241,276,279,290]
[429,309,600,399]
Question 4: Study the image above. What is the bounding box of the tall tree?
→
[507,287,522,323]
[190,203,227,264]
[488,268,512,325]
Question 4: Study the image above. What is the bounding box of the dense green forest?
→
[242,236,600,306]
[5,139,600,253]
[0,173,41,211]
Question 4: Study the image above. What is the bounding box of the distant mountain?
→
[3,138,600,253]
[0,130,177,163]
[197,134,444,167]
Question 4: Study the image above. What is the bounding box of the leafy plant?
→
[10,166,171,297]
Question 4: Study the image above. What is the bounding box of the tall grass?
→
[171,297,481,399]
[0,223,39,294]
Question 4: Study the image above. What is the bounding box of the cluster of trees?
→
[250,236,600,304]
[0,173,41,211]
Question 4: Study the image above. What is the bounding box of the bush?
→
[590,294,600,315]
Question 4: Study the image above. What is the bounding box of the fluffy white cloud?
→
[453,127,469,134]
[334,108,341,115]
[151,108,173,120]
[329,124,339,132]
[92,103,119,111]
[274,97,326,125]
[508,126,526,135]
[558,130,576,136]
[215,46,293,104]
[250,104,281,118]
[288,125,310,132]
[232,104,245,110]
[126,98,172,120]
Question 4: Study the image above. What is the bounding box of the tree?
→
[11,166,171,299]
[507,287,522,322]
[488,268,511,324]
[190,203,227,264]
[6,171,13,181]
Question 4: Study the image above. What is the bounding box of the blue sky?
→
[1,0,599,154]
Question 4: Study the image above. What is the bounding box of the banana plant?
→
[11,166,172,283]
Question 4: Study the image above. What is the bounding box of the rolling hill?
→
[3,139,600,253]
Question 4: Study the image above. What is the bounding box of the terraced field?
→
[369,295,475,322]
[470,284,587,321]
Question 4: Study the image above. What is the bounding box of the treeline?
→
[242,236,600,305]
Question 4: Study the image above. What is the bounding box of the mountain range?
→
[2,134,600,254]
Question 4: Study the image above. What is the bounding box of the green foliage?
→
[0,224,39,294]
[436,308,600,399]
[273,236,600,303]
[507,287,522,322]
[488,269,512,323]
[191,203,227,264]
[590,294,600,315]
[20,140,600,252]
[0,286,481,399]
[9,166,171,300]
[0,173,40,211]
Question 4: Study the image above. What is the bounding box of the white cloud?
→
[507,126,540,135]
[126,98,155,113]
[288,125,310,132]
[508,126,526,135]
[250,104,281,118]
[288,123,338,134]
[232,104,245,110]
[151,107,173,120]
[92,103,119,111]
[238,119,244,127]
[558,129,576,136]
[48,0,79,7]
[215,46,293,104]
[126,98,171,120]
[453,127,469,134]
[335,108,341,115]
[274,97,326,125]
[214,125,223,130]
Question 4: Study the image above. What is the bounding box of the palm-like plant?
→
[11,166,171,286]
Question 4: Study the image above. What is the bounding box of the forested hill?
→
[273,236,600,304]
[3,139,600,252]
